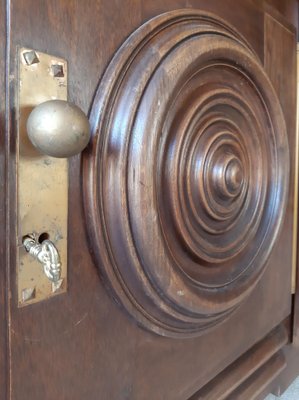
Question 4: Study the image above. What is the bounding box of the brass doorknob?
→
[27,99,91,158]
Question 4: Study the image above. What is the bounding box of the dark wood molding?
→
[0,0,9,398]
[263,1,297,33]
[190,323,288,399]
[2,1,298,399]
[83,8,289,338]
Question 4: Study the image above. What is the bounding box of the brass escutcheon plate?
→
[17,48,68,306]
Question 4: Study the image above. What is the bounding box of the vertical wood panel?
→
[264,13,296,299]
[0,0,9,398]
[264,12,298,346]
[263,0,298,28]
[9,1,143,399]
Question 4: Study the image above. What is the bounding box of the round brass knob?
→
[27,100,91,158]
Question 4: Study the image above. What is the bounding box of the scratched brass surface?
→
[17,48,68,306]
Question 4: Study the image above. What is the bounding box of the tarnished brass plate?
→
[17,48,68,306]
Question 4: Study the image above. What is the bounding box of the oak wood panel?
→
[84,8,289,338]
[270,343,299,396]
[5,1,297,399]
[262,0,298,28]
[227,352,286,400]
[190,324,288,400]
[264,12,297,338]
[190,324,287,399]
[246,9,299,398]
[142,0,265,62]
[9,2,143,399]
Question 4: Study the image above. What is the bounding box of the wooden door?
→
[0,1,298,399]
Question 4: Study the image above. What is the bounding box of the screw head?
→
[51,64,64,77]
[22,287,36,302]
[52,278,64,293]
[23,50,39,65]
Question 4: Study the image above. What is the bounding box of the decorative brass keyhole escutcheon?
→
[17,48,90,306]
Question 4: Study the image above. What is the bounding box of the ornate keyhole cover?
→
[83,9,289,338]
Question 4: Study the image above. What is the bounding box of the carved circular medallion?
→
[83,10,289,337]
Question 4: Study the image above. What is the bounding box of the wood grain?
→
[3,1,297,399]
[142,0,265,62]
[83,8,289,338]
[0,1,9,399]
[190,323,288,399]
[227,352,286,400]
[264,12,297,335]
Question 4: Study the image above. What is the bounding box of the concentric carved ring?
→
[83,10,289,337]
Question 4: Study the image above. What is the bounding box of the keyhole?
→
[38,232,50,243]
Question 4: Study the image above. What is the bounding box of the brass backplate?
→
[17,48,68,306]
